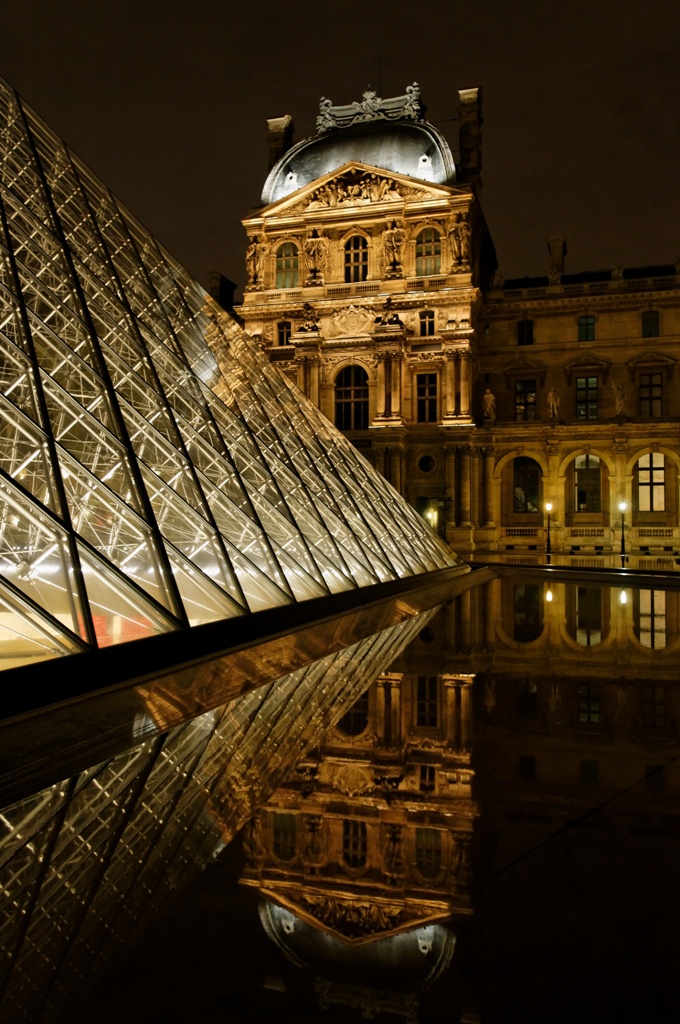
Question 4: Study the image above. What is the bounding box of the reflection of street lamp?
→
[545,501,553,562]
[619,500,627,567]
[545,588,553,603]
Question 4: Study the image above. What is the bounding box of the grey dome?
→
[262,119,457,206]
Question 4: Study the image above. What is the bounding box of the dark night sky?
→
[2,0,679,295]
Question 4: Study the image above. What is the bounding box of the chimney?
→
[266,115,294,171]
[457,88,483,187]
[547,236,567,280]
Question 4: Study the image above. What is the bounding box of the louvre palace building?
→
[2,75,680,1024]
[239,84,680,565]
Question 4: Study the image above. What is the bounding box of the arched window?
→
[277,320,292,346]
[415,228,441,276]
[513,457,540,513]
[574,454,601,512]
[419,310,436,336]
[275,242,298,288]
[637,453,665,512]
[335,365,369,430]
[344,235,368,282]
[642,310,660,338]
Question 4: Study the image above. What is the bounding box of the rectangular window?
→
[580,759,599,786]
[272,813,297,861]
[419,310,436,336]
[517,319,534,346]
[416,675,439,727]
[578,682,600,723]
[342,819,367,869]
[637,590,667,650]
[641,684,665,730]
[575,589,602,646]
[578,315,595,341]
[515,379,537,421]
[638,453,665,512]
[576,376,598,420]
[415,828,442,878]
[642,311,659,338]
[416,373,438,423]
[639,372,662,417]
[418,765,436,792]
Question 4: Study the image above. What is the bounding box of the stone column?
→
[471,447,481,527]
[391,354,401,417]
[309,358,320,407]
[375,447,386,478]
[376,678,387,745]
[459,679,473,751]
[445,354,457,417]
[442,675,458,747]
[483,446,495,527]
[459,446,472,527]
[376,356,386,418]
[459,350,471,418]
[445,446,457,527]
[389,676,402,746]
[296,358,307,395]
[390,446,402,492]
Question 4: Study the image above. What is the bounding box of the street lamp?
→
[545,501,553,562]
[619,500,627,567]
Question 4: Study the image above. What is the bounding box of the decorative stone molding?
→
[315,84,424,134]
[325,304,376,337]
[297,170,431,213]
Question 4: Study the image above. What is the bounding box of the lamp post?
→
[619,500,627,567]
[545,501,553,563]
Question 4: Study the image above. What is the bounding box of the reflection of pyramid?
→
[0,80,459,673]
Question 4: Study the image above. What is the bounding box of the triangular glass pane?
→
[57,450,175,613]
[0,475,86,641]
[0,394,62,514]
[0,580,85,670]
[163,543,246,625]
[77,542,178,648]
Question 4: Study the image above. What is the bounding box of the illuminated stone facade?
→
[241,86,680,560]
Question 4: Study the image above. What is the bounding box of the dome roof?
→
[259,899,456,989]
[261,119,457,206]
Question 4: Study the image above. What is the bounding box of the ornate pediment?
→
[261,162,454,218]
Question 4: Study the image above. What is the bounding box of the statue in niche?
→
[245,234,267,288]
[547,387,561,419]
[448,218,462,264]
[301,815,326,874]
[383,825,407,885]
[243,813,266,867]
[304,228,329,284]
[482,388,496,422]
[458,215,471,262]
[612,380,627,416]
[381,220,407,276]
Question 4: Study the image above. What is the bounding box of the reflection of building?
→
[241,86,680,560]
[0,80,465,1024]
[241,663,477,1019]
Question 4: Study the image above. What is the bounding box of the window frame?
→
[415,228,441,277]
[276,320,292,346]
[415,675,439,728]
[275,242,299,289]
[344,234,369,283]
[334,364,369,430]
[576,376,598,420]
[515,378,537,421]
[517,319,534,346]
[416,372,438,423]
[578,314,596,341]
[641,310,660,338]
[639,371,662,417]
[419,309,436,336]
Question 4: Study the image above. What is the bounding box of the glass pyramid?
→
[0,79,460,673]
